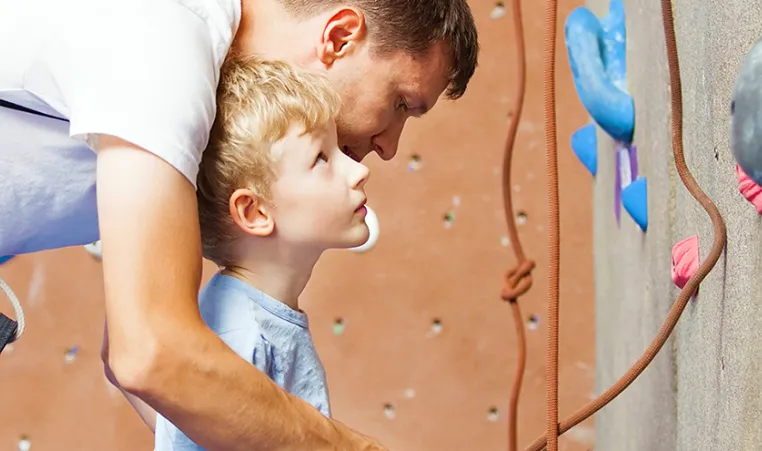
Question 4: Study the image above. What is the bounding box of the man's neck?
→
[235,0,323,66]
[222,244,322,310]
[235,0,298,60]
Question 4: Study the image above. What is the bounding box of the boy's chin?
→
[343,227,372,251]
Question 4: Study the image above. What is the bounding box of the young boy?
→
[103,54,371,449]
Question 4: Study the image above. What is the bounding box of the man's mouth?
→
[343,146,362,162]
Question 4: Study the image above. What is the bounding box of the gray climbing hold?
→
[731,37,762,185]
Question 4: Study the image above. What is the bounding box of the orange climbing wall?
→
[0,0,595,450]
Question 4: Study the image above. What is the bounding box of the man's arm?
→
[95,136,386,451]
[101,320,158,432]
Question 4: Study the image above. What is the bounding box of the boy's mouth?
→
[354,198,367,212]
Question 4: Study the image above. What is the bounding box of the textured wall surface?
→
[591,0,762,450]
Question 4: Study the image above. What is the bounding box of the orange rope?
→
[499,0,533,450]
[541,0,561,448]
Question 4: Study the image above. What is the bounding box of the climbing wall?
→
[586,0,762,449]
[0,0,596,450]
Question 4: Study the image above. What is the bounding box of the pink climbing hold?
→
[671,235,699,291]
[736,164,762,214]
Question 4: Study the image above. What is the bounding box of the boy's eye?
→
[315,152,328,165]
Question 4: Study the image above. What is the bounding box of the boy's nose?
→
[351,162,370,189]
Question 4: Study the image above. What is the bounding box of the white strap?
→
[0,276,25,342]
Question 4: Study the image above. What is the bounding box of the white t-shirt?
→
[0,0,241,256]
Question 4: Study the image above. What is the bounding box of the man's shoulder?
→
[166,0,242,52]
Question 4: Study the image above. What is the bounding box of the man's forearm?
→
[104,352,158,432]
[117,321,382,451]
[117,384,158,432]
[94,140,384,451]
[102,322,157,432]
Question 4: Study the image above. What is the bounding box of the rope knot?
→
[501,259,536,301]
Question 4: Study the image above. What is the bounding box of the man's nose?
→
[374,117,407,161]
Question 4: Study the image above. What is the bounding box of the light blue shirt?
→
[154,273,331,451]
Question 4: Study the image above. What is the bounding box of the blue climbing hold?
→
[621,177,647,232]
[571,123,598,176]
[0,255,13,265]
[565,0,634,143]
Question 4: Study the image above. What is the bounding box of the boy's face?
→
[268,120,371,250]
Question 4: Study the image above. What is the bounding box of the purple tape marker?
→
[614,143,638,225]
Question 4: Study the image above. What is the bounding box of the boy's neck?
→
[222,244,322,310]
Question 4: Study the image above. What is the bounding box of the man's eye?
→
[315,152,328,165]
[396,98,409,112]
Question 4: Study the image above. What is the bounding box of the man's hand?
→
[94,135,387,451]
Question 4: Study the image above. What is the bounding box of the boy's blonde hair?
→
[197,55,341,266]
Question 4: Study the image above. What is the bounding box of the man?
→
[0,0,478,449]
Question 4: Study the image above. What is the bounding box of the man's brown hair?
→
[279,0,479,99]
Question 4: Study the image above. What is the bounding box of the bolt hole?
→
[731,100,735,114]
[431,318,443,334]
[64,346,79,363]
[444,212,455,228]
[527,314,539,330]
[17,435,31,451]
[516,211,528,225]
[408,154,422,171]
[333,318,345,335]
[384,403,396,419]
[491,2,506,19]
[487,407,500,422]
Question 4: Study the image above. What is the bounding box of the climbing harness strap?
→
[0,275,24,352]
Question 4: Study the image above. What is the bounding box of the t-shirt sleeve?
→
[52,1,220,187]
[218,328,274,376]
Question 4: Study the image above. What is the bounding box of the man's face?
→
[234,3,454,163]
[325,41,451,162]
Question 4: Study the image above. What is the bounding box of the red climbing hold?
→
[671,235,699,291]
[736,164,762,214]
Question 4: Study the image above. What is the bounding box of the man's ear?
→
[316,7,367,66]
[229,188,274,237]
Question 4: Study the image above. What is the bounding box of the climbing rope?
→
[499,0,729,449]
[499,0,536,449]
[0,275,25,342]
[540,0,562,448]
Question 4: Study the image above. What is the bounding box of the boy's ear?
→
[229,188,274,237]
